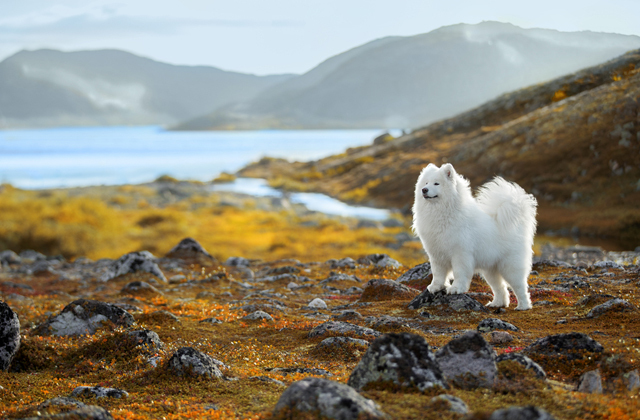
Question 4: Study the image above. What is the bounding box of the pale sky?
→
[2,0,640,75]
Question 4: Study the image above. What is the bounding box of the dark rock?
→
[308,321,380,338]
[240,303,285,314]
[320,273,361,285]
[317,336,370,349]
[348,333,447,391]
[435,331,497,389]
[408,289,489,312]
[586,298,636,318]
[345,286,364,294]
[165,237,216,265]
[265,265,300,275]
[367,315,411,330]
[141,310,180,323]
[576,369,603,393]
[22,405,114,419]
[112,302,143,313]
[430,394,468,414]
[37,397,86,410]
[523,332,604,361]
[489,331,514,345]
[248,376,286,386]
[496,353,546,379]
[0,250,21,265]
[0,301,20,371]
[199,317,223,324]
[19,250,47,263]
[397,262,432,283]
[477,318,520,332]
[332,310,364,321]
[167,347,225,378]
[267,367,331,376]
[330,257,356,269]
[357,254,402,268]
[120,281,163,297]
[575,293,615,306]
[242,310,274,321]
[101,251,166,282]
[359,278,420,302]
[273,377,388,420]
[71,386,129,398]
[36,299,134,336]
[488,406,556,420]
[593,260,623,269]
[126,329,165,352]
[225,257,250,267]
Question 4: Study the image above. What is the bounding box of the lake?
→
[0,126,388,189]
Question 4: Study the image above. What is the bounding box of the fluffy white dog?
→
[412,163,538,310]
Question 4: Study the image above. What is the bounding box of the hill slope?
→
[177,21,640,130]
[0,49,294,128]
[239,49,640,248]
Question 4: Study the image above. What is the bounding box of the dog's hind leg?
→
[500,265,532,310]
[483,269,510,308]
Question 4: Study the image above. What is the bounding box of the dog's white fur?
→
[412,163,538,310]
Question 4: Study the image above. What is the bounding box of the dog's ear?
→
[441,163,456,180]
[426,163,437,169]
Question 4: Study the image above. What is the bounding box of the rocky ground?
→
[1,238,640,420]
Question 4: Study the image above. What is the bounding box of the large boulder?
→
[348,333,447,391]
[36,299,134,336]
[435,331,497,389]
[272,377,388,420]
[101,251,166,282]
[0,301,20,371]
[167,347,225,378]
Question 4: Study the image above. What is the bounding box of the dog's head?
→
[415,163,459,202]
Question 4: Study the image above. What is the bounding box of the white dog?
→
[412,163,538,310]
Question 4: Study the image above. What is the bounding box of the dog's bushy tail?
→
[476,177,538,241]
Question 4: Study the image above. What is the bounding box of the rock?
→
[0,250,21,265]
[397,262,432,283]
[435,331,497,389]
[0,301,20,371]
[199,317,223,324]
[196,291,217,300]
[101,251,167,282]
[243,310,274,321]
[495,353,546,379]
[36,299,134,336]
[37,397,86,410]
[126,330,165,352]
[348,333,447,391]
[345,286,364,295]
[231,266,254,280]
[575,293,615,306]
[139,310,180,324]
[71,386,129,398]
[618,369,640,392]
[357,254,402,269]
[19,250,47,263]
[308,321,381,338]
[576,369,603,393]
[408,289,489,312]
[317,336,370,350]
[477,318,520,332]
[430,394,468,414]
[308,298,328,309]
[586,298,636,318]
[22,404,114,419]
[167,347,225,378]
[359,278,420,302]
[240,303,284,315]
[592,260,624,269]
[523,332,604,361]
[225,256,250,267]
[268,367,331,376]
[265,265,300,275]
[165,237,216,265]
[330,257,356,269]
[320,273,361,285]
[332,310,364,322]
[248,376,286,386]
[120,281,163,297]
[489,331,514,345]
[488,406,556,420]
[272,377,388,420]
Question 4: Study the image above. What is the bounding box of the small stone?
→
[126,330,165,352]
[165,237,216,265]
[308,298,328,309]
[120,281,163,297]
[435,331,497,389]
[357,253,402,268]
[348,333,447,391]
[167,347,225,378]
[199,317,223,324]
[495,353,546,379]
[489,331,514,345]
[308,321,380,338]
[477,318,520,332]
[430,394,468,414]
[225,257,250,267]
[330,257,357,269]
[332,310,364,321]
[0,301,20,371]
[576,369,603,393]
[273,377,388,420]
[0,250,21,265]
[72,386,129,398]
[242,310,274,321]
[101,251,166,282]
[359,278,420,302]
[586,298,636,318]
[488,406,556,420]
[317,336,370,349]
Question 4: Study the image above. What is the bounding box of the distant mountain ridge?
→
[0,49,294,128]
[176,21,640,130]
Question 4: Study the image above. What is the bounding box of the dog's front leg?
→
[427,262,449,293]
[447,257,473,294]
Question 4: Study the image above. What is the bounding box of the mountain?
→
[0,49,294,128]
[238,49,640,248]
[176,21,640,130]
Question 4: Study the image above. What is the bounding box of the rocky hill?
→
[239,49,640,249]
[0,49,294,128]
[176,21,640,130]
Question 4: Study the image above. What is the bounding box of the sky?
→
[2,0,640,75]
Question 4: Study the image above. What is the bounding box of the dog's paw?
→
[446,284,466,295]
[514,303,532,311]
[486,301,508,308]
[427,283,445,294]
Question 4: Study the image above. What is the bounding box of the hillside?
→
[0,49,294,128]
[238,49,640,249]
[175,21,640,130]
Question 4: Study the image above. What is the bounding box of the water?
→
[212,178,390,220]
[0,126,387,189]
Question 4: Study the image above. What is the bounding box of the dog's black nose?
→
[422,187,428,195]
